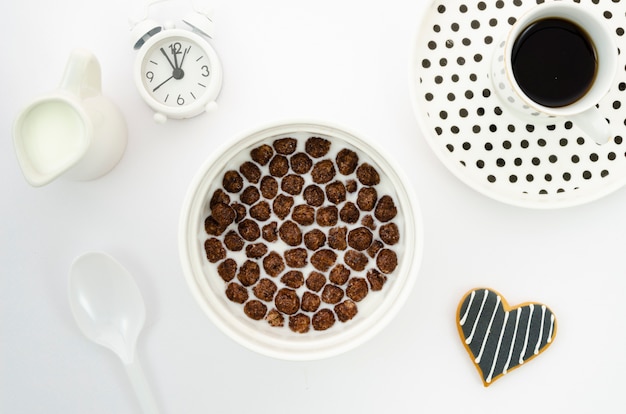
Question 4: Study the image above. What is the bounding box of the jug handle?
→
[59,49,102,99]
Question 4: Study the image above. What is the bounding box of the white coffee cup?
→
[491,2,617,144]
[13,49,127,187]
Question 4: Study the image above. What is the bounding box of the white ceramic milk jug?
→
[13,49,127,187]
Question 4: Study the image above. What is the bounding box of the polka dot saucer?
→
[411,0,626,208]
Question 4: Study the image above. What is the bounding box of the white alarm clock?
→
[131,5,223,123]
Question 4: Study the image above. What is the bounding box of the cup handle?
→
[571,107,611,145]
[59,49,102,99]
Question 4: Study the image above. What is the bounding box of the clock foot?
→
[153,112,167,124]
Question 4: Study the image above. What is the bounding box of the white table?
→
[3,0,625,412]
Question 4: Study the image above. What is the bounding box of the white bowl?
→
[179,120,423,360]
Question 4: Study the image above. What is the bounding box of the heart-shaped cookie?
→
[457,288,557,387]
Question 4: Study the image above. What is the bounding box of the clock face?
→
[140,34,214,108]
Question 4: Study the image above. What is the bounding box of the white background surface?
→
[2,0,626,413]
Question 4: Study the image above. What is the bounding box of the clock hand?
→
[160,48,177,71]
[153,75,174,92]
[179,47,190,69]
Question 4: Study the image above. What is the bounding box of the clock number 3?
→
[201,65,210,77]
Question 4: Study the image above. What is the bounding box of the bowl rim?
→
[179,119,424,360]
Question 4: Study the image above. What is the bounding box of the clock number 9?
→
[201,65,210,77]
[146,71,154,82]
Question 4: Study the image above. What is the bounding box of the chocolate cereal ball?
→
[279,220,302,246]
[204,238,226,263]
[304,229,326,251]
[292,204,315,226]
[339,202,360,224]
[204,216,225,236]
[289,313,310,333]
[238,219,260,241]
[230,202,247,223]
[329,264,350,285]
[310,249,338,272]
[305,137,331,158]
[376,249,398,274]
[321,284,344,304]
[345,179,358,193]
[356,163,380,186]
[328,226,347,250]
[239,161,261,184]
[260,176,278,199]
[336,148,359,175]
[275,288,300,315]
[266,309,284,327]
[366,269,387,291]
[245,242,268,259]
[224,230,245,251]
[290,152,313,174]
[281,174,305,195]
[240,186,260,205]
[379,223,400,245]
[325,181,346,204]
[281,270,305,289]
[223,170,244,193]
[225,282,248,304]
[344,249,369,271]
[244,300,267,320]
[211,203,235,227]
[249,201,271,221]
[262,221,278,242]
[269,155,290,177]
[272,194,294,219]
[346,277,369,302]
[284,248,308,268]
[356,187,378,211]
[374,195,398,223]
[250,144,273,166]
[253,278,278,302]
[367,240,384,258]
[316,206,338,227]
[303,185,325,207]
[312,309,336,331]
[311,160,336,184]
[263,251,285,277]
[217,258,237,282]
[361,215,376,231]
[210,189,231,208]
[273,137,297,155]
[347,227,373,251]
[306,271,326,292]
[301,291,321,312]
[237,260,260,286]
[334,300,358,322]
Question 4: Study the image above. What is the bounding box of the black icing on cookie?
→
[456,288,557,387]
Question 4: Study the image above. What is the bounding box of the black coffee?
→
[511,17,597,108]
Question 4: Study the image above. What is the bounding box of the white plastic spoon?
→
[69,252,160,414]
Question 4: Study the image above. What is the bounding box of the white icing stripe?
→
[475,295,501,364]
[547,313,555,343]
[519,304,534,364]
[466,289,489,344]
[459,290,476,326]
[534,305,547,355]
[503,307,522,374]
[486,310,509,383]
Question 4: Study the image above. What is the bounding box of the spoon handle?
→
[124,357,160,414]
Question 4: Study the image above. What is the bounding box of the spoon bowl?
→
[69,251,159,414]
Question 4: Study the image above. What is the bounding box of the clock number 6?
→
[177,95,185,106]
